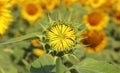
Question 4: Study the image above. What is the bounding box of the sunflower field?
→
[0,0,120,73]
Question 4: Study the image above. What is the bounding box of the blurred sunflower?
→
[40,0,60,11]
[62,0,79,7]
[48,24,76,52]
[115,0,120,11]
[0,0,15,7]
[0,1,13,35]
[80,30,107,53]
[89,0,107,8]
[83,10,109,30]
[31,39,40,47]
[21,0,44,24]
[33,48,45,56]
[99,0,116,14]
[113,11,120,25]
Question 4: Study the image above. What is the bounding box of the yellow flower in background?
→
[40,0,60,11]
[48,24,76,52]
[21,1,44,24]
[99,0,116,14]
[115,0,120,11]
[0,0,15,7]
[89,0,107,8]
[31,40,40,47]
[15,0,39,5]
[80,30,107,53]
[62,0,78,7]
[0,1,13,35]
[33,48,45,56]
[113,11,120,25]
[80,0,90,6]
[83,10,109,30]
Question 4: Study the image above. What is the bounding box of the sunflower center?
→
[116,12,120,20]
[48,24,76,51]
[88,12,102,26]
[59,34,66,39]
[26,3,38,15]
[93,0,99,3]
[81,31,103,48]
[0,2,4,7]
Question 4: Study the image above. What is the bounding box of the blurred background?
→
[0,0,120,73]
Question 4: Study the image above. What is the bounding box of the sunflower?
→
[0,0,15,7]
[48,24,76,52]
[40,0,60,11]
[0,1,13,35]
[115,0,120,11]
[31,39,40,47]
[83,10,109,30]
[89,0,107,8]
[62,0,79,7]
[80,30,107,53]
[33,48,45,56]
[21,1,44,24]
[113,11,120,25]
[99,0,116,14]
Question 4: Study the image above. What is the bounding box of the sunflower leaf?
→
[56,57,68,73]
[0,50,17,73]
[0,32,41,45]
[30,54,55,73]
[72,58,120,73]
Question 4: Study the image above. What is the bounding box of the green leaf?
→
[72,58,120,73]
[30,54,55,73]
[56,57,67,73]
[0,51,17,73]
[73,48,86,60]
[13,48,25,62]
[0,32,41,45]
[63,54,80,65]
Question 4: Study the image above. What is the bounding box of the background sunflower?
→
[0,1,13,35]
[83,9,109,30]
[80,30,107,53]
[0,0,120,73]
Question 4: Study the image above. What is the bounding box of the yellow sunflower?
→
[80,30,107,53]
[89,0,107,8]
[0,0,15,7]
[83,10,109,30]
[99,0,116,14]
[115,0,120,11]
[40,0,60,11]
[33,48,45,56]
[31,39,40,47]
[0,1,13,35]
[48,24,76,52]
[113,11,120,25]
[62,0,79,7]
[21,1,44,24]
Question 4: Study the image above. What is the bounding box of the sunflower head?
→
[115,0,120,11]
[80,30,107,53]
[83,10,109,30]
[41,12,84,53]
[62,0,78,7]
[40,0,60,11]
[21,1,44,24]
[48,24,77,52]
[89,0,107,8]
[0,1,13,35]
[113,11,120,25]
[0,0,15,7]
